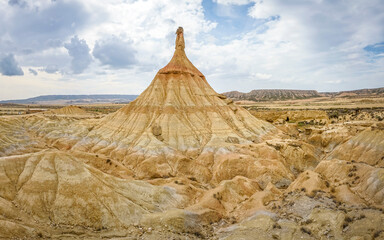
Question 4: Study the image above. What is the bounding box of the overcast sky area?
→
[0,0,383,100]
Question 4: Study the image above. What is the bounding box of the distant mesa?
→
[223,89,321,102]
[332,87,384,97]
[223,87,384,102]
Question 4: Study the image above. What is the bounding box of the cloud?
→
[92,37,137,69]
[0,54,24,76]
[196,0,384,93]
[28,68,38,75]
[253,73,272,80]
[43,65,59,74]
[2,0,92,53]
[1,0,383,99]
[248,1,278,19]
[64,36,92,74]
[8,0,27,8]
[247,0,384,50]
[213,0,253,5]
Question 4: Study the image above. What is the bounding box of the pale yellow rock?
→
[315,159,384,207]
[44,105,90,116]
[287,170,327,195]
[328,127,384,166]
[0,150,182,231]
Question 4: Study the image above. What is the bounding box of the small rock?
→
[226,136,240,144]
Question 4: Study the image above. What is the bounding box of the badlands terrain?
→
[1,28,384,239]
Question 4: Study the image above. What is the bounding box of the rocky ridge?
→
[223,89,321,102]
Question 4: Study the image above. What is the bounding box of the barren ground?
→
[0,95,383,239]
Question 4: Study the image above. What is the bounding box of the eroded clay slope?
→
[0,150,183,238]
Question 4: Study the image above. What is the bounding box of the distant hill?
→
[223,87,384,101]
[2,87,383,105]
[223,89,321,102]
[0,94,139,105]
[325,87,384,98]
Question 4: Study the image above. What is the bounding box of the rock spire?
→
[158,26,204,77]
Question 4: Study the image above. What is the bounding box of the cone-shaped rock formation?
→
[80,27,274,156]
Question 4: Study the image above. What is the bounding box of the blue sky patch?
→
[364,42,384,55]
[202,0,273,43]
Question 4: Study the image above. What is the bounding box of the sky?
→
[0,0,383,100]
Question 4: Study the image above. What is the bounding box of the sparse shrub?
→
[273,223,282,229]
[345,216,353,223]
[188,177,197,182]
[357,214,365,220]
[342,223,348,229]
[300,227,312,235]
[329,112,339,119]
[374,230,383,238]
[298,121,306,126]
[213,192,222,201]
[193,231,204,238]
[304,219,313,224]
[173,179,183,185]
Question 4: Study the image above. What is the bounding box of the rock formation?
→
[82,27,273,152]
[68,27,276,180]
